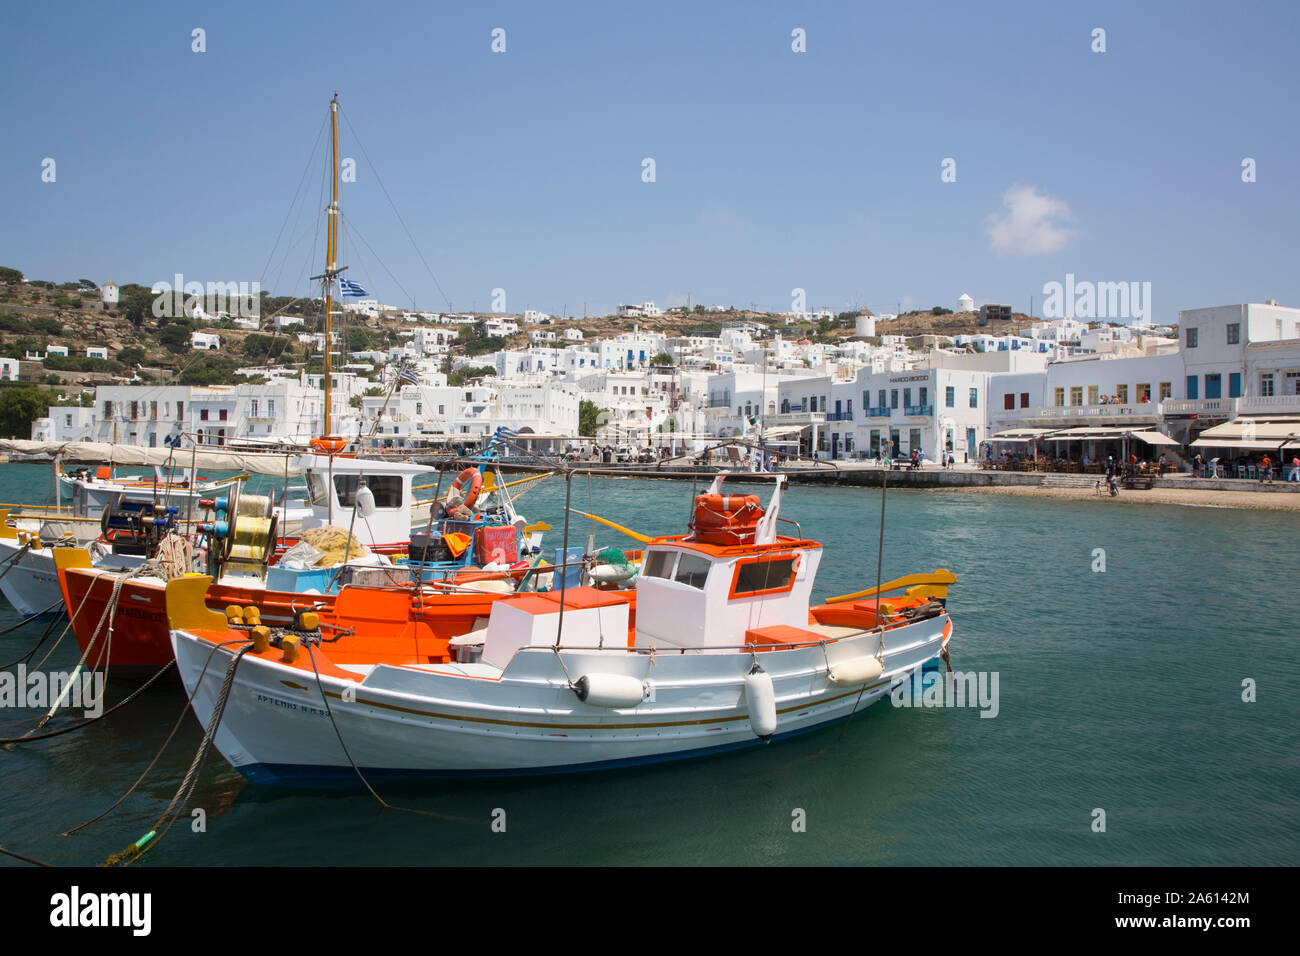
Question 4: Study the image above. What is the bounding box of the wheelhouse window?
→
[731,555,798,597]
[674,553,711,589]
[642,549,675,579]
[333,474,403,509]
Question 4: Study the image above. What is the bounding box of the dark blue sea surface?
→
[0,463,1295,865]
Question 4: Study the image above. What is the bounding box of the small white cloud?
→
[986,185,1076,256]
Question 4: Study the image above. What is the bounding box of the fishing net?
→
[299,525,371,567]
[596,548,634,573]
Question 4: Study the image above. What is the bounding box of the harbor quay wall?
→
[480,459,1300,493]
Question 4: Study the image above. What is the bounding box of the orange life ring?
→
[449,468,482,509]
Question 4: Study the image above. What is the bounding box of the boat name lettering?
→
[255,693,328,717]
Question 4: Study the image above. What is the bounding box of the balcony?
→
[864,406,891,418]
[1161,398,1234,418]
[1236,394,1300,415]
[705,396,732,408]
[824,411,854,422]
[998,402,1158,422]
[766,411,825,425]
[903,404,934,417]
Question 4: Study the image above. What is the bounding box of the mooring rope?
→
[63,639,246,837]
[0,540,33,582]
[105,641,253,867]
[26,572,129,734]
[0,662,174,746]
[304,642,476,824]
[0,844,54,867]
[0,599,66,668]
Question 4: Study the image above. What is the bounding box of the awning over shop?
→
[763,425,807,439]
[1190,438,1291,450]
[1193,418,1300,442]
[1128,431,1181,446]
[989,428,1051,441]
[0,439,305,477]
[1042,426,1133,441]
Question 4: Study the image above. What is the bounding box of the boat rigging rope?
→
[338,106,453,312]
[106,641,254,867]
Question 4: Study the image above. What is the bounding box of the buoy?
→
[572,673,646,708]
[827,656,885,685]
[448,468,483,509]
[744,664,777,740]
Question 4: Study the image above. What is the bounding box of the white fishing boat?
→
[168,474,956,783]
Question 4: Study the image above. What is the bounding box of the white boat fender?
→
[828,656,885,686]
[573,673,647,708]
[745,663,777,741]
[588,563,636,584]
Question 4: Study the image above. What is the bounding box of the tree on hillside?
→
[0,386,51,439]
[159,318,195,354]
[578,400,605,437]
[242,333,290,362]
[0,267,24,284]
[649,351,675,366]
[118,283,155,328]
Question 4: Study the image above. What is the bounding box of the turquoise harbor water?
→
[0,462,1296,866]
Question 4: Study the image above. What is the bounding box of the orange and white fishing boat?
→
[168,475,956,783]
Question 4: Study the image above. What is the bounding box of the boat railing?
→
[777,516,802,537]
[514,620,935,658]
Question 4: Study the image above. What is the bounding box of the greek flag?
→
[339,278,368,297]
[494,426,519,441]
[397,363,421,385]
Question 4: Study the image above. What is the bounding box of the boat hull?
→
[59,568,342,671]
[60,568,533,671]
[0,544,65,618]
[171,614,950,783]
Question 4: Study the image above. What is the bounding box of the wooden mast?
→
[322,94,340,437]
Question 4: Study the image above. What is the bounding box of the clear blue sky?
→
[2,0,1297,323]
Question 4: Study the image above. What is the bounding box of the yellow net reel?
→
[221,491,276,578]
